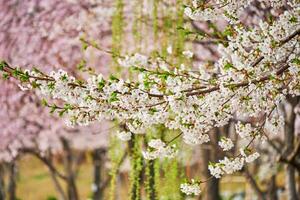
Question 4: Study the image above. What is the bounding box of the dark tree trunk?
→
[61,138,79,200]
[286,165,298,200]
[0,163,5,200]
[267,175,278,200]
[7,162,17,200]
[92,148,106,200]
[284,98,299,200]
[200,128,221,200]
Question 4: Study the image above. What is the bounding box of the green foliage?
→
[76,59,87,71]
[156,127,183,200]
[12,68,30,82]
[108,92,119,103]
[224,62,234,71]
[145,160,157,200]
[157,157,182,200]
[0,60,8,71]
[223,25,234,37]
[46,195,57,200]
[2,72,9,80]
[97,79,106,90]
[146,126,183,200]
[108,133,124,200]
[80,36,89,51]
[132,0,143,50]
[291,57,300,65]
[174,0,185,65]
[289,15,297,23]
[111,0,124,72]
[41,98,48,106]
[109,74,119,82]
[129,135,143,200]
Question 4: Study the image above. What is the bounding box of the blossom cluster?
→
[208,149,260,178]
[117,131,132,141]
[142,139,177,160]
[218,137,234,151]
[180,179,201,196]
[264,111,285,135]
[184,0,298,23]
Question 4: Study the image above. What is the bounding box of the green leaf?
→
[223,26,234,37]
[63,104,72,110]
[58,110,66,117]
[82,41,88,50]
[41,99,48,106]
[271,40,278,48]
[20,71,30,82]
[159,73,168,80]
[0,61,7,71]
[2,73,9,80]
[47,82,55,90]
[131,66,146,72]
[109,75,119,81]
[289,16,297,23]
[98,79,106,90]
[85,95,93,101]
[50,105,57,114]
[224,62,233,71]
[109,92,119,103]
[60,74,68,81]
[244,148,251,154]
[77,59,86,71]
[149,108,157,114]
[143,80,150,90]
[291,58,300,65]
[12,68,21,77]
[32,67,42,74]
[91,40,99,48]
[31,81,40,88]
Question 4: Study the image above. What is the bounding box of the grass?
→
[16,155,93,200]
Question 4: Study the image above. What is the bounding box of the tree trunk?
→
[267,175,278,200]
[0,163,5,200]
[61,138,79,200]
[49,167,67,200]
[200,128,221,200]
[284,99,299,200]
[92,148,106,200]
[7,162,17,200]
[286,165,298,200]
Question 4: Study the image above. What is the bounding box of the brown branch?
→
[186,63,291,96]
[20,148,67,180]
[278,138,300,171]
[287,138,300,162]
[279,28,300,45]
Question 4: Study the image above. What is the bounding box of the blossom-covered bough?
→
[0,0,299,196]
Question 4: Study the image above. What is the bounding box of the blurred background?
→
[0,0,299,200]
